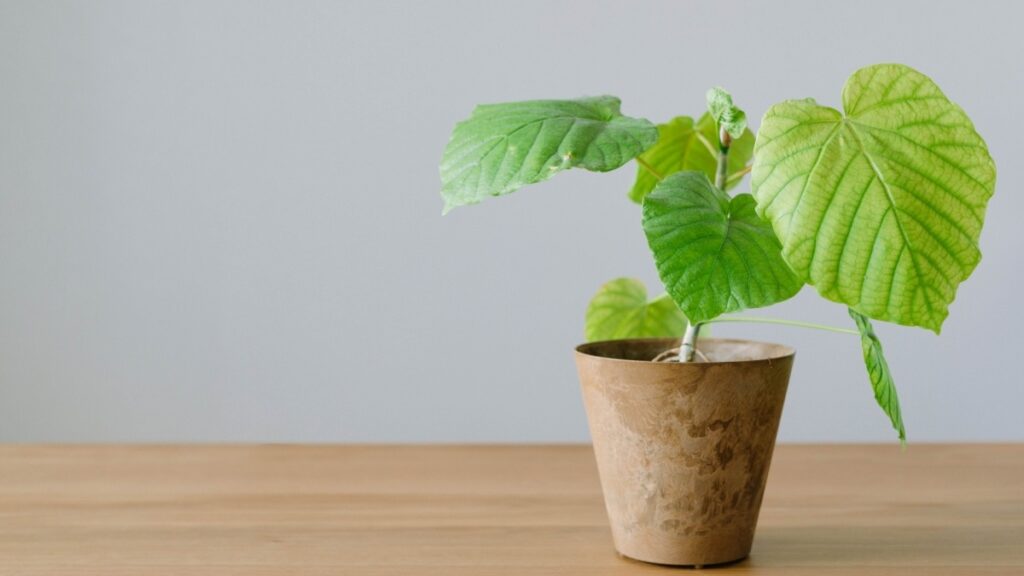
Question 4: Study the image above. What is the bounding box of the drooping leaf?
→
[706,87,748,139]
[440,96,658,213]
[629,114,754,203]
[849,308,906,443]
[584,278,687,342]
[642,171,803,323]
[752,64,996,332]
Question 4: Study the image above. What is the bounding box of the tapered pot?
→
[575,337,794,567]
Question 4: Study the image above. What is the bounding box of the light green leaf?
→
[642,171,803,323]
[440,96,658,213]
[849,308,906,443]
[752,63,996,332]
[584,278,687,342]
[706,87,748,139]
[628,114,754,203]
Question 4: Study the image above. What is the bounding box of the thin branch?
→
[704,315,859,335]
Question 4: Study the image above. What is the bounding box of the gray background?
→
[0,0,1020,442]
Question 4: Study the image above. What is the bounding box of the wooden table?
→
[0,445,1022,575]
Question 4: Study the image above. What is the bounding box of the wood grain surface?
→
[0,444,1022,575]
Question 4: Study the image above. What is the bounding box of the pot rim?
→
[575,337,795,366]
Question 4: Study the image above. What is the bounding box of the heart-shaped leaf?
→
[440,96,657,213]
[752,64,996,332]
[584,278,687,342]
[849,308,906,443]
[628,114,753,203]
[642,171,803,323]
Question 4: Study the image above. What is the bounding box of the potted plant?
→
[439,63,995,567]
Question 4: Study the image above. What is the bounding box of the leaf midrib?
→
[843,120,938,322]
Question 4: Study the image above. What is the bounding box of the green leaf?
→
[642,171,803,323]
[848,308,906,443]
[584,278,687,342]
[440,96,658,213]
[628,114,754,203]
[706,87,748,139]
[752,63,996,332]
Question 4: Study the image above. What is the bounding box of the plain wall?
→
[1,0,1021,442]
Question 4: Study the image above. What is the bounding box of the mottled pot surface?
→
[575,338,794,567]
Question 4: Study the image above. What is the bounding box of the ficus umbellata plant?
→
[439,63,996,442]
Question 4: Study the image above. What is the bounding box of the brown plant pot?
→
[574,337,794,567]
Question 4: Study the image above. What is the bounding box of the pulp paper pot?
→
[575,338,794,567]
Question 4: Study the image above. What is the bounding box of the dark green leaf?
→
[440,96,657,213]
[642,171,803,323]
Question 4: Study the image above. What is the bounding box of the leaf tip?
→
[924,312,947,335]
[441,198,460,215]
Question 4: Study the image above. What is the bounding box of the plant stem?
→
[704,315,859,335]
[715,134,731,190]
[636,157,664,181]
[680,321,701,362]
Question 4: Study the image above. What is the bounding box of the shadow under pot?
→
[575,337,794,567]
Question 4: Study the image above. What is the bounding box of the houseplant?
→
[439,64,995,566]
